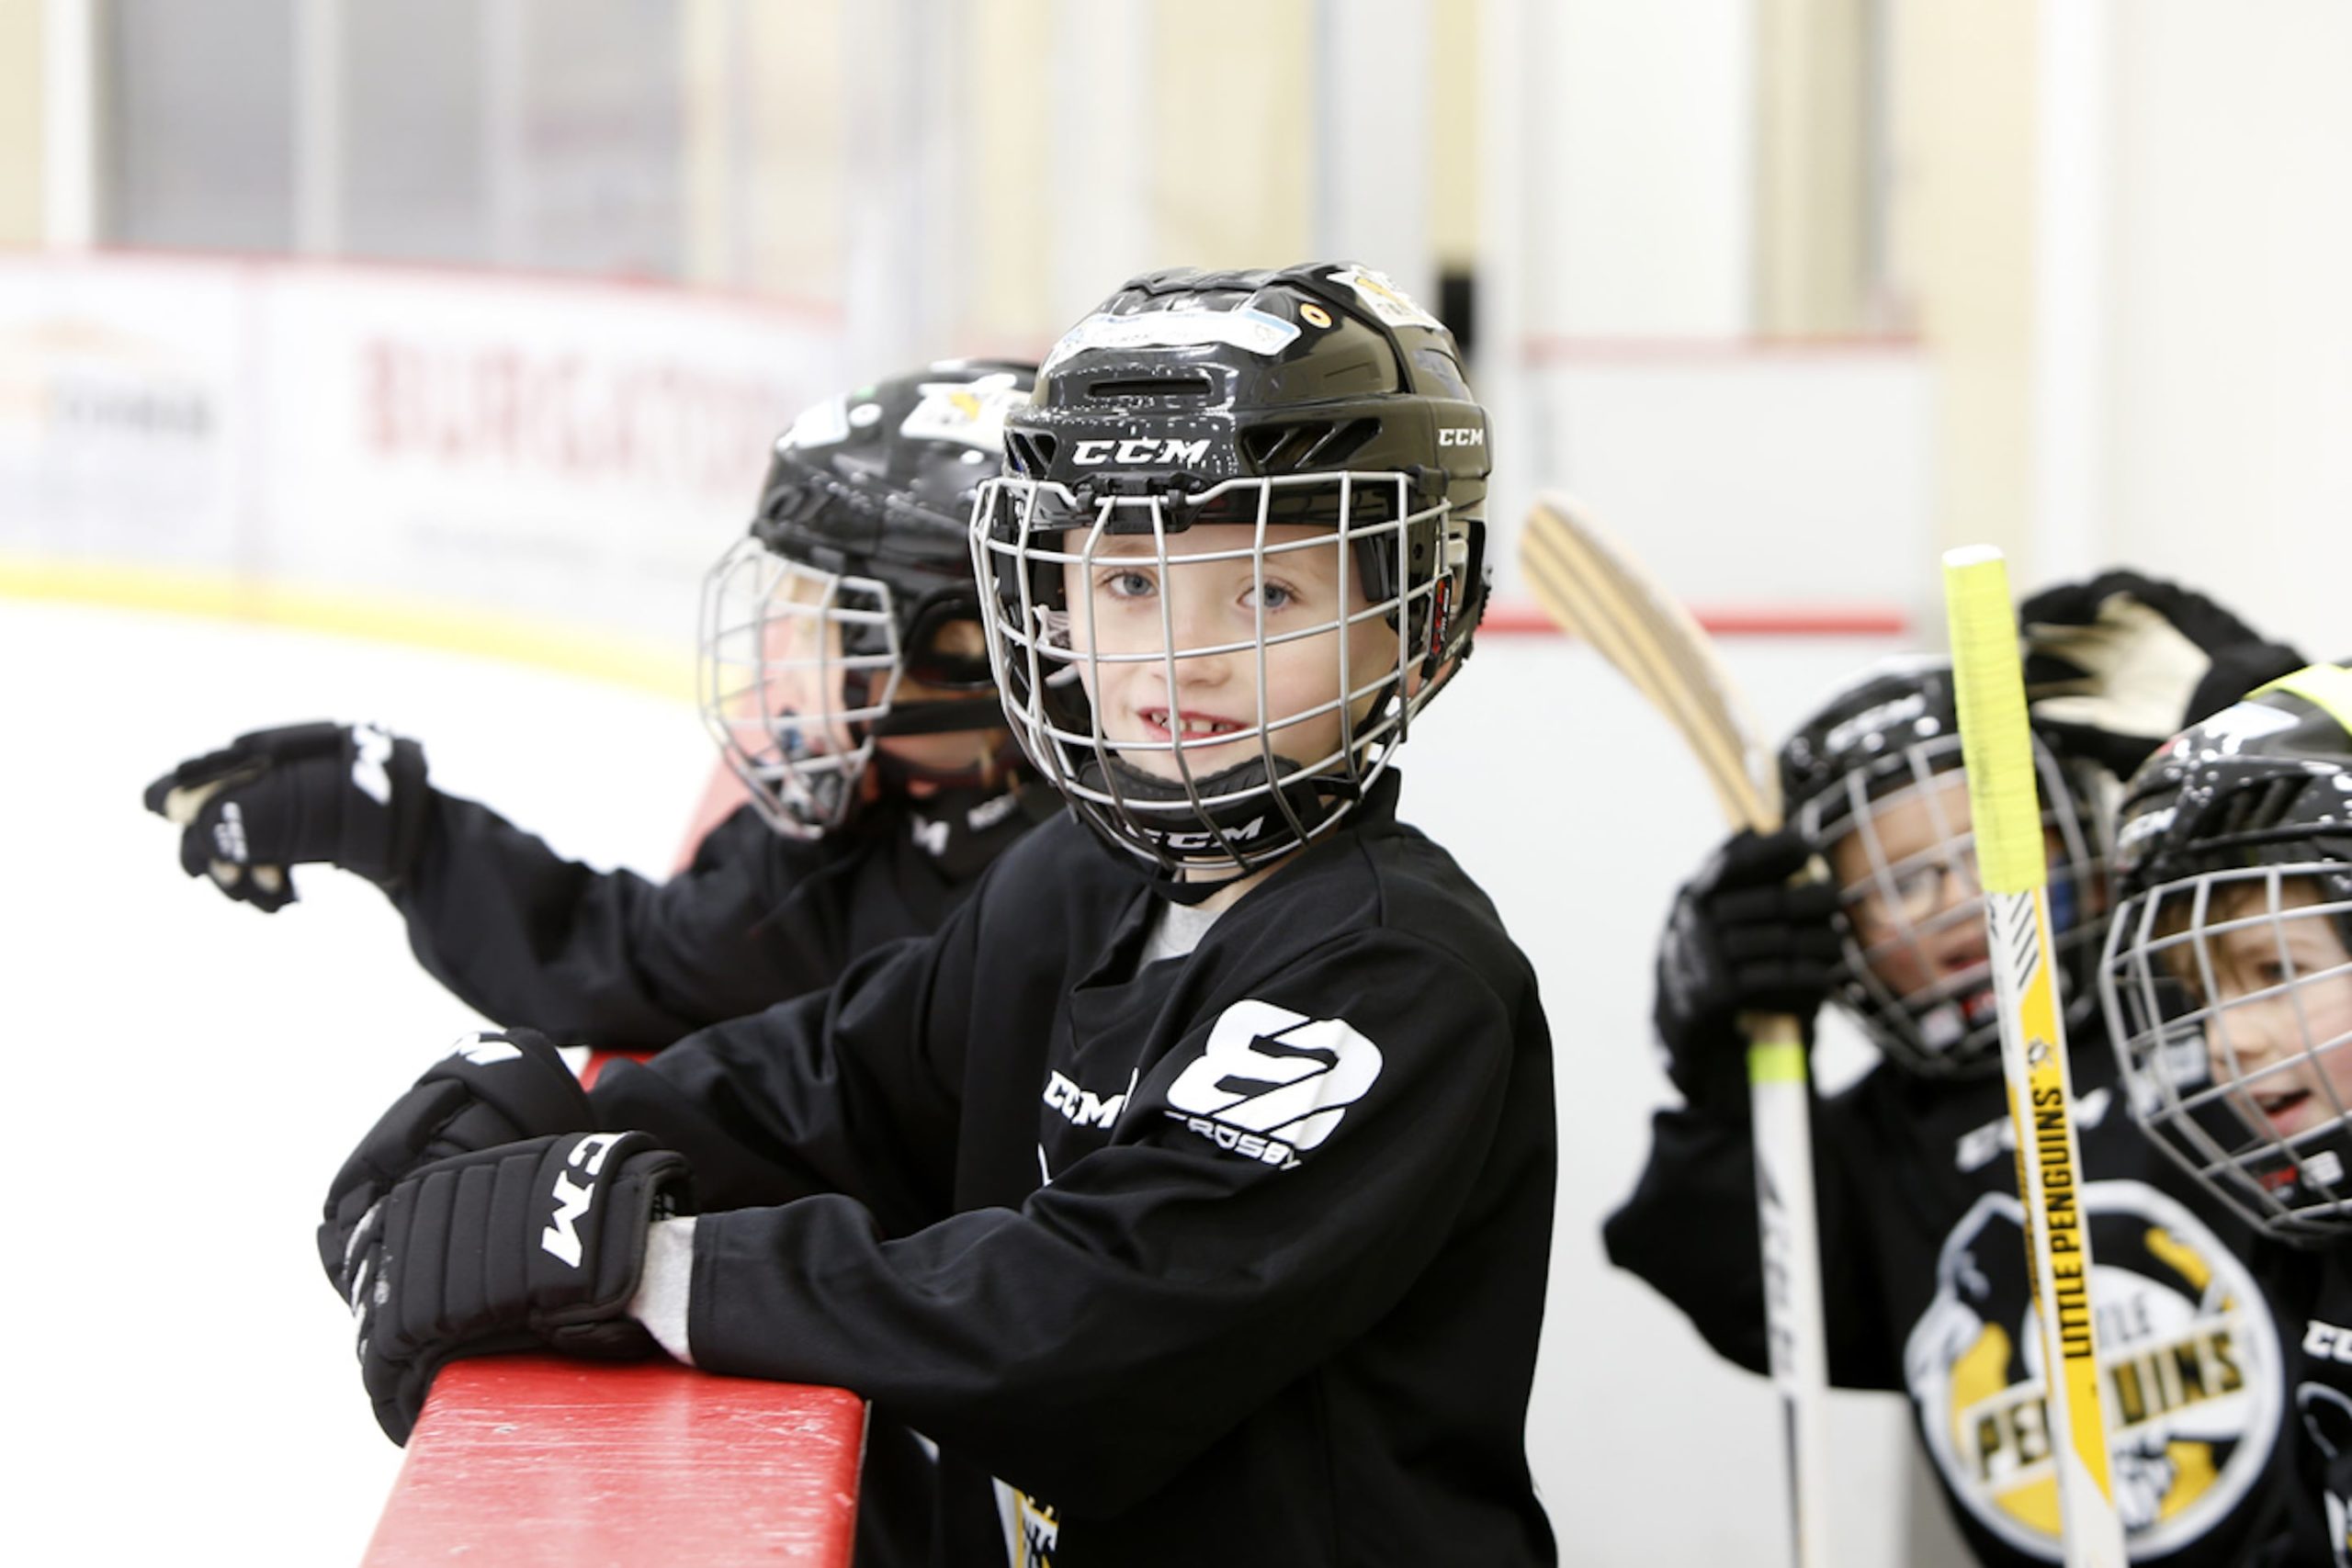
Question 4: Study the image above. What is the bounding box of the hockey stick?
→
[1941,547,2128,1567]
[1517,494,1835,1568]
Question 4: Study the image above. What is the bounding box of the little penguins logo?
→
[1903,1181,2280,1561]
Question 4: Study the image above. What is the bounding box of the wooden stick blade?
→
[1517,494,1778,830]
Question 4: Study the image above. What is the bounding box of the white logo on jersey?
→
[1164,999,1384,1162]
[1904,1182,2280,1560]
[350,722,396,806]
[967,790,1023,832]
[1043,1068,1133,1131]
[2306,1320,2352,1363]
[910,815,950,857]
[1954,1087,2111,1174]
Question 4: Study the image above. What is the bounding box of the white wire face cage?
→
[2104,865,2352,1243]
[1796,731,2109,1076]
[971,470,1460,881]
[698,536,903,839]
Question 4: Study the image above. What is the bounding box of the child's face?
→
[1061,524,1399,783]
[1827,772,1992,1005]
[2168,880,2352,1142]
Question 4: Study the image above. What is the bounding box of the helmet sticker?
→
[777,393,852,452]
[1041,307,1302,373]
[1328,266,1443,331]
[899,370,1029,452]
[2183,699,2301,759]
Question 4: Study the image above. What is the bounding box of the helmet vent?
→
[1087,374,1213,402]
[1305,417,1381,467]
[2211,773,2316,839]
[1240,423,1326,470]
[1007,432,1058,476]
[1240,418,1383,472]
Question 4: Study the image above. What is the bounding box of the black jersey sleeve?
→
[1601,1047,1899,1392]
[676,927,1537,1516]
[582,896,982,1230]
[390,794,837,1049]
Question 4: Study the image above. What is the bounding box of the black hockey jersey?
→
[1606,1029,2290,1565]
[2253,1244,2352,1564]
[587,772,1559,1567]
[389,786,1043,1049]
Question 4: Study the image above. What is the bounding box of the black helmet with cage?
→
[701,360,1035,838]
[1779,654,2112,1076]
[971,262,1489,888]
[2100,663,2352,1243]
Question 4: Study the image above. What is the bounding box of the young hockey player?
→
[141,360,1050,1048]
[2102,663,2352,1565]
[1604,579,2305,1566]
[327,263,1559,1567]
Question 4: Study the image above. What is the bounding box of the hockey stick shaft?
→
[1746,1017,1836,1568]
[1520,500,1834,1568]
[1942,547,2127,1568]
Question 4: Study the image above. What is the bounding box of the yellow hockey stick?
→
[1520,494,1834,1568]
[1942,546,2128,1567]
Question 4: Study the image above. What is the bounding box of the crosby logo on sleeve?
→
[1164,998,1384,1169]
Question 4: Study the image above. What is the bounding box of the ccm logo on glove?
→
[542,1132,627,1267]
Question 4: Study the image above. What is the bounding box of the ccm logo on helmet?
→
[539,1133,625,1268]
[1070,437,1212,467]
[1437,426,1484,447]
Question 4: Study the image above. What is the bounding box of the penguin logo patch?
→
[1903,1181,2280,1560]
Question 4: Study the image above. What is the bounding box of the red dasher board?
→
[363,1357,865,1566]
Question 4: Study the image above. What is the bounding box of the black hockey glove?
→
[141,721,429,912]
[2021,570,2305,778]
[347,1130,691,1445]
[1655,827,1839,1110]
[321,1029,595,1298]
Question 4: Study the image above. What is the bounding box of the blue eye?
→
[1102,569,1156,599]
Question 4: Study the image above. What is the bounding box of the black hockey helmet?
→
[701,360,1035,837]
[2101,665,2352,1241]
[1780,654,2110,1076]
[2109,668,2352,908]
[972,262,1490,886]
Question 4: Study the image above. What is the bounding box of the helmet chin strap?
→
[1073,750,1356,897]
[865,699,1005,739]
